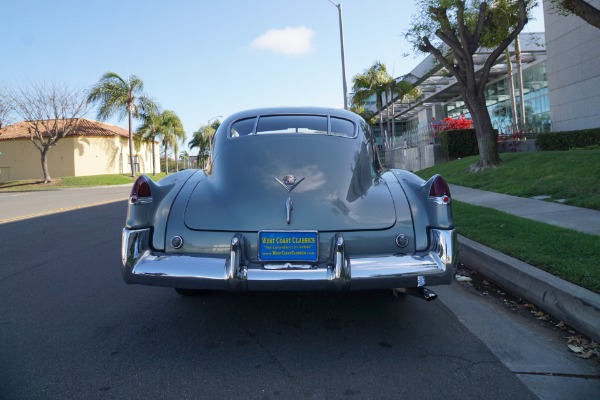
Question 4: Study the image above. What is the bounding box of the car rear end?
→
[121,108,456,294]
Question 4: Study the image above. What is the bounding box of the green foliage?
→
[536,129,600,151]
[160,158,178,173]
[351,61,392,116]
[159,110,185,144]
[87,72,149,122]
[407,1,536,53]
[188,119,221,167]
[407,0,481,51]
[156,110,186,173]
[439,128,498,159]
[349,104,376,125]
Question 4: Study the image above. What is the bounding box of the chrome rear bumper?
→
[121,228,456,291]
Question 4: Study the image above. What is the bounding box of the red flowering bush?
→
[441,115,473,131]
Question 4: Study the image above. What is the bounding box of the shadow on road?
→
[0,202,537,400]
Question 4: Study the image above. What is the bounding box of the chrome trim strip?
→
[430,196,451,205]
[130,197,153,205]
[285,197,293,224]
[121,228,456,291]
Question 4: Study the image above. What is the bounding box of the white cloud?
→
[250,26,315,56]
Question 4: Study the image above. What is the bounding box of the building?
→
[363,1,600,170]
[543,0,600,131]
[0,118,160,182]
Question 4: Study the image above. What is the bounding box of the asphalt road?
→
[0,201,540,400]
[0,185,130,223]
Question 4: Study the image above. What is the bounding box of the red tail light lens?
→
[429,175,451,204]
[130,176,152,204]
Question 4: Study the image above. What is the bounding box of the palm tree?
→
[387,75,422,140]
[179,150,190,169]
[157,110,185,175]
[188,128,210,168]
[351,61,392,147]
[486,0,532,134]
[87,72,155,177]
[188,119,220,169]
[136,101,162,176]
[349,104,376,125]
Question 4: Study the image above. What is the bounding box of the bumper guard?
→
[121,228,457,291]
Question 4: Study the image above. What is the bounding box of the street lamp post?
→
[328,0,348,110]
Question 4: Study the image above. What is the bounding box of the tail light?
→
[429,175,451,205]
[130,176,153,204]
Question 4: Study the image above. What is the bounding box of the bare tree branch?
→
[549,0,600,29]
[6,81,89,182]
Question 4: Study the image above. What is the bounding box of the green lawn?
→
[415,149,600,293]
[0,173,168,192]
[416,150,600,210]
[453,201,600,294]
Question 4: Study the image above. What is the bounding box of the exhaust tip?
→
[396,287,438,301]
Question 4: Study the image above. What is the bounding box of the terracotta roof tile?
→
[0,118,130,141]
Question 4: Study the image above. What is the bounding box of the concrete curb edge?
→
[457,235,600,343]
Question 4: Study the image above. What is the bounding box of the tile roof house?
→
[0,118,160,182]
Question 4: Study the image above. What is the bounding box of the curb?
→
[457,235,600,343]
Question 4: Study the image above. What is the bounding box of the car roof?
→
[224,107,363,123]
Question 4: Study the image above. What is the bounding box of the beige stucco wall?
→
[0,136,160,182]
[0,138,76,181]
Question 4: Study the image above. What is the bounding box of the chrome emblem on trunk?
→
[275,175,305,192]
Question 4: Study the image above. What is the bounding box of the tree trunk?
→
[384,91,391,141]
[463,90,501,171]
[151,139,156,176]
[505,48,519,135]
[390,101,396,166]
[175,143,179,172]
[164,143,169,175]
[391,101,396,139]
[128,107,135,177]
[515,35,526,132]
[40,147,51,183]
[378,113,384,161]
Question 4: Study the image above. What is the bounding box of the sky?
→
[1,0,545,153]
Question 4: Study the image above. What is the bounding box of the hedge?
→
[536,129,600,150]
[439,129,498,159]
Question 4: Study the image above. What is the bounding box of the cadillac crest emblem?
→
[276,174,304,192]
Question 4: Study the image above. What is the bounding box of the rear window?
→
[230,117,256,137]
[257,115,327,135]
[229,114,356,137]
[330,117,355,137]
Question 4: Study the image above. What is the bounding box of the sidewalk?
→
[449,184,600,343]
[449,184,600,235]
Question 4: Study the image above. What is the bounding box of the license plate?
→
[258,231,318,262]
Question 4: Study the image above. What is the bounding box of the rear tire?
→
[174,288,206,296]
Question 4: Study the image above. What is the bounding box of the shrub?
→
[440,128,498,159]
[537,129,600,151]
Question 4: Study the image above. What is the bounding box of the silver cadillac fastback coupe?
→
[122,107,457,300]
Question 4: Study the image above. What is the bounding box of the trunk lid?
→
[183,135,397,232]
